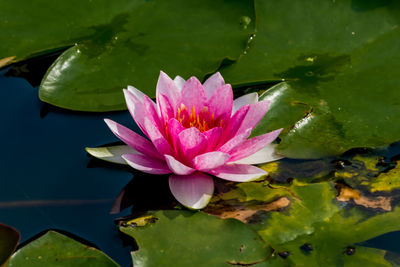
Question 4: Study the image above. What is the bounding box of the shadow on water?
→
[4,50,64,87]
[86,155,177,215]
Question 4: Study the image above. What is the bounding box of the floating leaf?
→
[0,0,142,66]
[204,175,400,266]
[120,210,273,267]
[223,0,400,158]
[0,223,20,267]
[0,0,254,111]
[8,231,119,267]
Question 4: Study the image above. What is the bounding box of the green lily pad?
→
[8,231,119,267]
[0,0,254,111]
[223,0,400,158]
[204,176,400,266]
[120,210,273,267]
[255,183,400,266]
[0,223,20,267]
[0,0,146,69]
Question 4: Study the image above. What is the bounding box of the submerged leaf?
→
[365,161,400,193]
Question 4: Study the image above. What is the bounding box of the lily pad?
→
[204,174,400,266]
[0,0,142,67]
[0,0,254,111]
[254,183,400,266]
[8,231,119,267]
[0,223,20,267]
[119,210,273,267]
[223,0,400,158]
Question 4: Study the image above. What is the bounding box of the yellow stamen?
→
[172,103,223,132]
[190,105,196,121]
[196,115,201,126]
[177,108,181,119]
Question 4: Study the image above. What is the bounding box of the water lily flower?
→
[89,71,283,209]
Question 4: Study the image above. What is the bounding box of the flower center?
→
[176,104,223,132]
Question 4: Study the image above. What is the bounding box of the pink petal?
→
[192,151,231,171]
[122,153,171,174]
[174,76,185,91]
[229,128,283,162]
[123,89,147,136]
[143,95,162,130]
[203,127,223,151]
[167,118,185,151]
[177,127,207,160]
[222,104,250,142]
[236,100,270,136]
[208,164,267,182]
[207,84,233,122]
[156,71,180,109]
[179,77,206,113]
[127,85,145,101]
[218,128,251,153]
[231,144,284,165]
[203,72,225,99]
[165,155,195,175]
[104,119,161,159]
[232,93,258,115]
[158,94,175,122]
[169,172,214,209]
[143,118,174,156]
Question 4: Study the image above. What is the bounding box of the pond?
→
[0,65,134,266]
[2,0,400,266]
[2,57,400,266]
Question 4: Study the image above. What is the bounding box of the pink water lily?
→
[103,71,283,209]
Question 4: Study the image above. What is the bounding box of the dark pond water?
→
[1,57,400,266]
[0,67,136,266]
